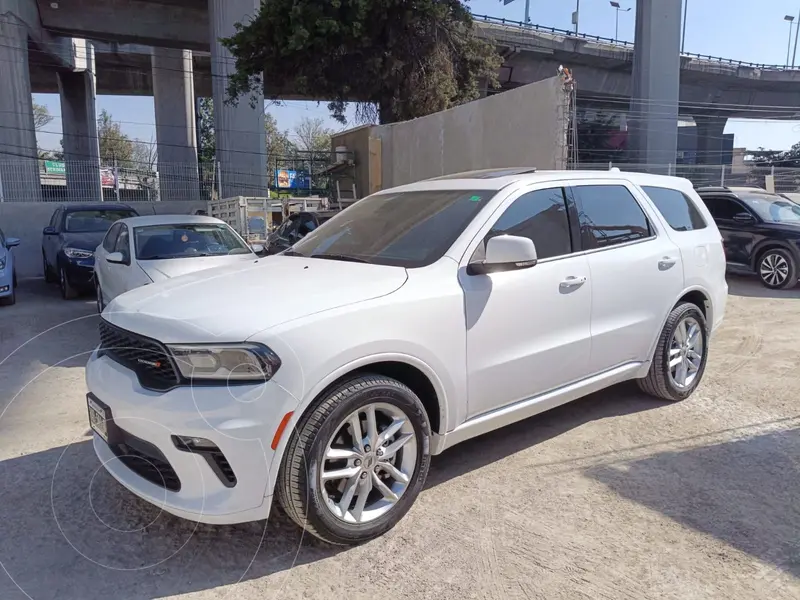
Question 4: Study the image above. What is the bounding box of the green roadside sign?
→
[44,160,65,174]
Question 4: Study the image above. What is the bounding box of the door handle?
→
[658,256,678,271]
[560,275,587,289]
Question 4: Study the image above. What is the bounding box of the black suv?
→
[42,203,139,299]
[695,186,800,289]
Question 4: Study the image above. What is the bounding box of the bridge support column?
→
[0,12,40,201]
[209,0,266,198]
[152,47,199,201]
[628,0,682,170]
[694,115,727,165]
[58,39,102,200]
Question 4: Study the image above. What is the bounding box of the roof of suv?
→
[381,169,695,194]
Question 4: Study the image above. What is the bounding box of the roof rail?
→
[694,185,730,192]
[426,167,538,181]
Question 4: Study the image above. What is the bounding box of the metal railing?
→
[0,151,354,203]
[473,14,800,71]
[570,162,800,193]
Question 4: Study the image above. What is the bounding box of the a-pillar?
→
[209,0,266,198]
[0,12,40,201]
[58,39,102,200]
[694,115,728,165]
[628,0,682,170]
[152,47,199,201]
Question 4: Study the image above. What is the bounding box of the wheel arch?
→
[750,239,798,271]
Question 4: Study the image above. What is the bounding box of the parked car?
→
[86,169,726,545]
[266,210,338,255]
[42,203,139,299]
[94,215,262,313]
[695,186,800,289]
[0,226,20,306]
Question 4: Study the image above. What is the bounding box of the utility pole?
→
[793,8,800,67]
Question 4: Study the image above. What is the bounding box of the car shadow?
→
[426,381,665,488]
[0,440,344,600]
[726,274,800,299]
[583,428,800,580]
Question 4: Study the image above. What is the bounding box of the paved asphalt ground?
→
[0,277,798,600]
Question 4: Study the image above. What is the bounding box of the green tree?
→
[748,146,799,167]
[197,97,216,163]
[33,102,53,131]
[97,109,135,165]
[293,117,332,153]
[221,0,501,124]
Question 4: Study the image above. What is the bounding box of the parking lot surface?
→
[0,277,798,600]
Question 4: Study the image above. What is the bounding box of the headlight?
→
[0,256,5,270]
[167,343,281,382]
[64,247,93,259]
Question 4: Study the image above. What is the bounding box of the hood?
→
[61,231,106,251]
[139,253,257,282]
[104,255,408,342]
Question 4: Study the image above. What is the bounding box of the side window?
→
[103,223,122,252]
[0,228,5,247]
[114,225,130,261]
[702,196,748,220]
[50,209,62,230]
[486,187,572,260]
[641,186,707,232]
[572,185,652,250]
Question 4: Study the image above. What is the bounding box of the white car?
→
[86,169,727,545]
[93,214,261,312]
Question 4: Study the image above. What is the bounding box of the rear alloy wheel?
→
[277,375,431,545]
[758,248,798,290]
[638,302,709,402]
[59,266,77,300]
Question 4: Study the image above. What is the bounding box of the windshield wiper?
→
[281,250,303,257]
[310,253,369,263]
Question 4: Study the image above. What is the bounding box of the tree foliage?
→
[748,145,800,167]
[97,109,135,166]
[197,97,216,163]
[33,102,53,131]
[221,0,501,124]
[293,117,333,153]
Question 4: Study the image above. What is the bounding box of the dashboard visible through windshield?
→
[135,224,252,260]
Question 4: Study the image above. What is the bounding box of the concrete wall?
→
[365,77,567,189]
[1,201,206,278]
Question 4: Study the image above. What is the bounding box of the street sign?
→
[44,160,65,174]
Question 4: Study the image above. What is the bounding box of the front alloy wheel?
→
[758,248,798,290]
[276,374,431,545]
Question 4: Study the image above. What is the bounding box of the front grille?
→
[110,429,181,492]
[99,319,180,391]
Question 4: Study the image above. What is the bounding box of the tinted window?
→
[702,196,748,220]
[289,190,496,268]
[487,188,572,259]
[642,186,706,231]
[114,225,130,260]
[64,210,137,233]
[49,209,60,228]
[573,185,651,250]
[103,223,122,252]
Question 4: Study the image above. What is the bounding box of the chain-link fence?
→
[570,162,800,194]
[0,150,353,203]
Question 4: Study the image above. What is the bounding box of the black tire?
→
[59,265,77,300]
[757,248,798,290]
[96,281,105,313]
[276,374,431,545]
[43,253,55,283]
[637,302,709,402]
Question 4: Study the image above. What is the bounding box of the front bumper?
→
[85,349,298,524]
[0,271,12,297]
[62,257,95,288]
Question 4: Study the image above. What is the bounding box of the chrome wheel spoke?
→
[371,471,399,503]
[669,352,683,368]
[351,478,373,522]
[321,466,360,481]
[325,447,360,461]
[382,432,414,460]
[337,475,360,517]
[348,414,365,453]
[377,417,405,447]
[379,461,410,484]
[365,405,379,450]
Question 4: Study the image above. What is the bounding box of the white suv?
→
[85,169,727,545]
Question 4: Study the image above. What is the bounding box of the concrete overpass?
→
[4,0,788,200]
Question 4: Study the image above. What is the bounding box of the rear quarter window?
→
[642,186,707,232]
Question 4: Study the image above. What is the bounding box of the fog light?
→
[172,435,219,452]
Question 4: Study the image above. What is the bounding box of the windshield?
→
[64,210,136,233]
[287,189,496,267]
[740,193,800,224]
[134,223,252,260]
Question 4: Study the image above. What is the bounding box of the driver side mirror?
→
[6,237,20,248]
[251,244,265,255]
[42,226,56,236]
[732,212,754,223]
[467,235,538,276]
[106,252,126,264]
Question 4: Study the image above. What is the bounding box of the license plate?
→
[87,395,110,443]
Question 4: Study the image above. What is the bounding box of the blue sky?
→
[34,0,800,153]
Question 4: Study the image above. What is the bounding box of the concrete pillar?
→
[628,0,682,170]
[209,0,266,198]
[694,115,727,165]
[58,40,101,200]
[0,12,40,202]
[152,47,199,201]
